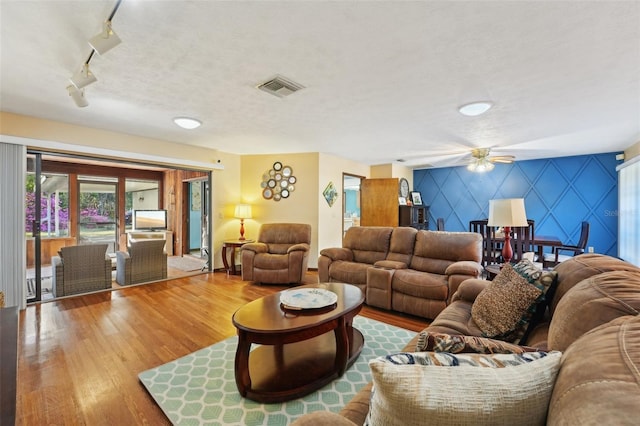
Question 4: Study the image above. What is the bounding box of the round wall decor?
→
[262,162,296,200]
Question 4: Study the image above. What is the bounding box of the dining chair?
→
[543,221,590,268]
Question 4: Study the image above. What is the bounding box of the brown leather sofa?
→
[318,226,483,319]
[292,254,640,425]
[241,223,311,284]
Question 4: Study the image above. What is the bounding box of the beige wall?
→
[370,163,414,190]
[317,153,370,256]
[0,112,222,165]
[625,141,640,161]
[0,112,241,270]
[240,153,321,267]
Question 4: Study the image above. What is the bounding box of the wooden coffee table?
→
[232,282,365,403]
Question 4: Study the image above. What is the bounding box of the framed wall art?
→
[323,181,338,207]
[410,191,423,206]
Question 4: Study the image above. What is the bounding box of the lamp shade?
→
[234,204,252,219]
[487,198,528,227]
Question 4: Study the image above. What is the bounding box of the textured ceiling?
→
[1,1,639,169]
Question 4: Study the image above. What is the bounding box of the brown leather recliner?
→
[241,223,312,284]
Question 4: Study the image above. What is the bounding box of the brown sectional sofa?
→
[293,254,640,425]
[319,226,483,319]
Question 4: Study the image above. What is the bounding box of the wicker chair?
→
[116,239,167,285]
[52,244,112,297]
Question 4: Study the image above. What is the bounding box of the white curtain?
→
[618,156,640,267]
[0,142,26,309]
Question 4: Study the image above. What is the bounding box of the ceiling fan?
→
[466,148,515,172]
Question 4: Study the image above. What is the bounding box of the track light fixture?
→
[89,20,121,55]
[67,0,123,107]
[67,85,89,108]
[69,62,97,89]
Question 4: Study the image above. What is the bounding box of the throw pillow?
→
[415,331,541,354]
[472,260,554,343]
[365,351,561,426]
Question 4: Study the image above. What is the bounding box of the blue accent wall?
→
[414,152,622,257]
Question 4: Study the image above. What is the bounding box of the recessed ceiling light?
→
[458,101,493,117]
[173,117,202,130]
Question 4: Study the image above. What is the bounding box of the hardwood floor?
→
[16,272,430,425]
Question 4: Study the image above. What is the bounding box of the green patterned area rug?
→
[139,316,415,425]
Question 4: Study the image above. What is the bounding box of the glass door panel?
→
[79,180,118,253]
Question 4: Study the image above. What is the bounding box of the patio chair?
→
[116,239,167,285]
[52,244,112,297]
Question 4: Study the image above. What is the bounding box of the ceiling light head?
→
[67,85,88,107]
[69,63,97,89]
[173,117,202,130]
[89,21,121,55]
[467,157,495,173]
[458,101,493,117]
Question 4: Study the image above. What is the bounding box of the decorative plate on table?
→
[280,288,338,310]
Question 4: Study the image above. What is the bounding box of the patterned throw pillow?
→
[415,331,541,354]
[471,260,555,343]
[365,351,561,426]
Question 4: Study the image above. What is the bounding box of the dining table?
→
[532,235,564,260]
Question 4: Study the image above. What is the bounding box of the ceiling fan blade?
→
[489,155,515,164]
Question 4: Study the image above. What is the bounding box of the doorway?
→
[343,173,364,237]
[185,178,210,261]
[26,155,72,302]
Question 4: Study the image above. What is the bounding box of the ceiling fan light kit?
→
[466,147,514,173]
[458,101,493,117]
[67,0,123,107]
[467,158,495,172]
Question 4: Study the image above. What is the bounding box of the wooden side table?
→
[222,240,254,275]
[485,263,503,281]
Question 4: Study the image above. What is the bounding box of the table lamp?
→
[487,198,528,265]
[234,204,252,241]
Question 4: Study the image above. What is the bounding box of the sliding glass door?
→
[78,179,118,253]
[26,153,70,302]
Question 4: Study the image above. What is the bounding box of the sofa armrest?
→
[373,260,407,269]
[241,242,268,254]
[445,260,482,277]
[291,411,356,426]
[450,278,490,303]
[319,247,354,262]
[287,243,310,253]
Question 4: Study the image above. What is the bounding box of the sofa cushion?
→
[328,261,371,285]
[391,270,448,300]
[548,270,640,351]
[343,226,393,264]
[409,231,482,274]
[550,253,640,315]
[365,351,561,426]
[385,227,417,265]
[471,262,550,343]
[548,315,640,425]
[253,253,290,270]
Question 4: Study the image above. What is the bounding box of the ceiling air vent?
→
[257,75,304,98]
